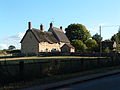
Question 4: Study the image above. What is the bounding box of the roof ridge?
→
[65,43,75,48]
[31,28,58,43]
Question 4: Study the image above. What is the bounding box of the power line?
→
[101,25,120,28]
[99,25,120,56]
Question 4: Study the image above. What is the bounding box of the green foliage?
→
[85,39,98,51]
[0,50,3,54]
[102,40,115,52]
[92,33,102,43]
[111,31,120,43]
[104,47,111,53]
[111,31,120,52]
[72,40,87,52]
[0,49,7,54]
[8,45,16,50]
[116,44,120,52]
[104,39,112,42]
[65,24,91,42]
[7,50,21,54]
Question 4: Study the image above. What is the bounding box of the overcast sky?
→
[0,0,120,49]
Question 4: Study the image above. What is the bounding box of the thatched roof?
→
[20,28,58,43]
[48,27,70,43]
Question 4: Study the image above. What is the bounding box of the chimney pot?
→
[28,22,32,30]
[50,22,53,28]
[60,26,62,30]
[40,24,44,32]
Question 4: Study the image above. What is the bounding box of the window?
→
[45,48,48,52]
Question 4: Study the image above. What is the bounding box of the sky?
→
[0,0,120,50]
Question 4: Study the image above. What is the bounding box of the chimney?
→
[50,22,53,28]
[40,24,44,32]
[60,26,62,30]
[28,22,32,30]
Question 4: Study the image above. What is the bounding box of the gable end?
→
[20,30,40,43]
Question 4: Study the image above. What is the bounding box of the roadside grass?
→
[0,56,102,61]
[0,56,107,66]
[0,55,113,89]
[1,65,120,90]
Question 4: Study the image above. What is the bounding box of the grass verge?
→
[1,65,120,89]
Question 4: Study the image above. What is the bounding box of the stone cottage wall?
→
[39,42,65,52]
[21,31,39,55]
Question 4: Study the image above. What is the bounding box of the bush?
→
[72,40,87,52]
[85,39,98,52]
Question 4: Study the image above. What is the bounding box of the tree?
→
[92,33,102,44]
[111,31,120,52]
[65,24,91,42]
[72,40,87,52]
[104,47,111,53]
[111,32,120,43]
[85,39,98,51]
[104,39,112,42]
[8,45,16,50]
[102,40,116,52]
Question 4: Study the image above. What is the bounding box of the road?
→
[57,74,120,90]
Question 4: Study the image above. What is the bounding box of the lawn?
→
[0,56,102,61]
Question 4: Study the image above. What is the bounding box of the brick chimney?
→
[28,22,32,30]
[40,24,44,32]
[50,22,53,28]
[60,26,62,30]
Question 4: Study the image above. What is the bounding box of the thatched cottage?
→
[20,22,75,55]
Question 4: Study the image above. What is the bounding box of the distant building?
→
[61,43,75,53]
[20,22,75,55]
[102,41,117,50]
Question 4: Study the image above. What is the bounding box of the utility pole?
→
[98,25,120,55]
[99,26,102,56]
[118,26,120,32]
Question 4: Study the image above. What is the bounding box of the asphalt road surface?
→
[57,74,120,90]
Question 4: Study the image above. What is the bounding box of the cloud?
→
[0,43,8,50]
[6,33,24,41]
[88,27,99,31]
[87,23,108,35]
[18,32,25,39]
[99,23,106,26]
[2,32,25,49]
